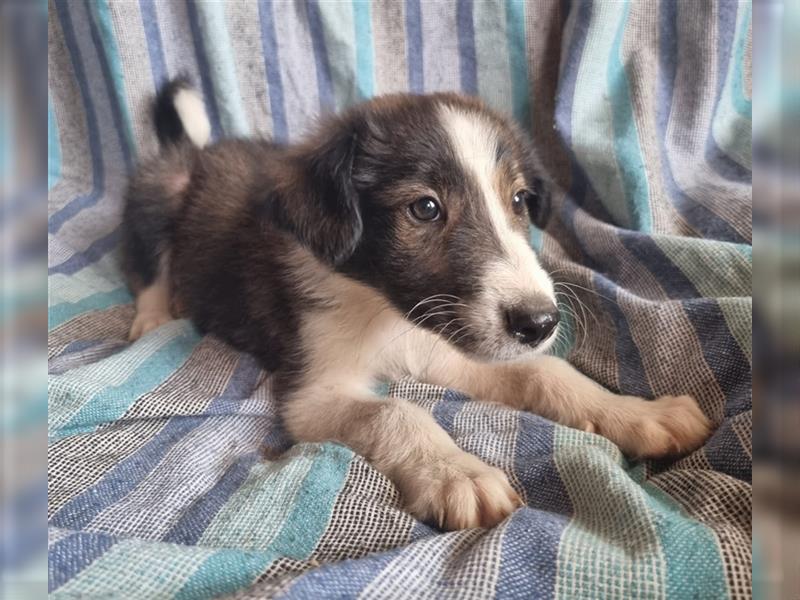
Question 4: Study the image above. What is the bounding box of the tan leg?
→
[283,383,521,530]
[128,255,173,341]
[396,334,711,459]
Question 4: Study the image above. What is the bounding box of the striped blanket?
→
[48,1,752,598]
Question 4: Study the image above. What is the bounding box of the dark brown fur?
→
[122,92,550,393]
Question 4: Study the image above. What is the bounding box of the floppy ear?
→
[511,128,552,230]
[526,177,552,230]
[262,123,362,266]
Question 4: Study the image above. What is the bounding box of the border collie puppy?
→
[123,79,711,530]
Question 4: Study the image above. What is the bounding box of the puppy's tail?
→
[153,77,211,148]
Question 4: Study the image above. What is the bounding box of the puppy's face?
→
[274,94,558,361]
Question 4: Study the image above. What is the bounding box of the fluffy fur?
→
[122,80,712,530]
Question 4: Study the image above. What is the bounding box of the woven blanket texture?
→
[48,0,752,598]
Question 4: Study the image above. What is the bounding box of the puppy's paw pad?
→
[648,394,712,455]
[405,455,521,530]
[128,312,172,341]
[600,394,712,459]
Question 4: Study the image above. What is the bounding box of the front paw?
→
[587,394,712,459]
[396,452,522,530]
[128,311,172,341]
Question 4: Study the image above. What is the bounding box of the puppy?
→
[122,79,711,530]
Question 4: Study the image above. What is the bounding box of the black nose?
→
[504,304,560,347]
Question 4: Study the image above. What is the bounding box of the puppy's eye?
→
[409,196,442,222]
[512,190,530,215]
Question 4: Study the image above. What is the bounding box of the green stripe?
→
[52,539,212,599]
[505,0,530,128]
[653,236,751,299]
[48,286,132,330]
[317,1,357,110]
[199,443,351,558]
[173,549,272,600]
[608,0,652,232]
[643,483,728,599]
[554,422,729,599]
[89,0,137,160]
[199,449,317,548]
[711,2,752,169]
[474,0,513,115]
[571,1,632,229]
[195,1,250,136]
[353,0,374,100]
[730,2,752,117]
[554,427,664,599]
[266,443,352,559]
[719,297,752,364]
[53,329,201,438]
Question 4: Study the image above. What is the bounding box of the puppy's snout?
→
[504,303,559,347]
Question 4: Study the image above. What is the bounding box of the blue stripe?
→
[593,273,653,398]
[87,0,135,170]
[617,233,701,299]
[505,0,530,129]
[48,95,62,189]
[49,531,116,592]
[277,546,402,598]
[139,0,169,86]
[512,415,571,515]
[57,339,106,357]
[456,0,477,95]
[185,0,223,140]
[497,414,570,599]
[50,354,262,531]
[48,226,121,276]
[704,0,750,182]
[0,98,8,178]
[163,453,260,545]
[49,1,105,235]
[49,286,132,330]
[607,0,651,232]
[352,0,374,100]
[703,416,751,482]
[405,0,424,93]
[656,1,748,242]
[554,0,615,229]
[496,509,569,599]
[432,389,468,432]
[3,482,47,570]
[152,356,264,545]
[306,0,336,111]
[681,298,751,419]
[617,232,750,431]
[258,0,288,141]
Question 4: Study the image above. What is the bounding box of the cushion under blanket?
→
[48,1,752,598]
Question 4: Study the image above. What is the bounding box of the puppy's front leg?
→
[404,337,711,459]
[282,382,521,529]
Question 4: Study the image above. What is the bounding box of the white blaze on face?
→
[437,104,556,357]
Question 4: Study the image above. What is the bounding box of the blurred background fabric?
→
[47,1,752,598]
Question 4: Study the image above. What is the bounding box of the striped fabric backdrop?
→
[48,0,752,598]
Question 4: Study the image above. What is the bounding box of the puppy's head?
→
[268,94,558,361]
